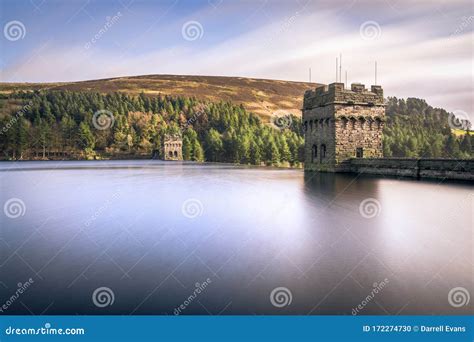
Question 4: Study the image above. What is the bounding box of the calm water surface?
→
[0,160,472,315]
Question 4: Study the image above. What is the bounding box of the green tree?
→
[445,134,460,158]
[60,115,76,150]
[15,118,29,159]
[268,140,280,166]
[182,136,192,160]
[205,128,223,162]
[460,133,472,157]
[192,139,204,162]
[79,122,95,150]
[279,136,291,163]
[249,139,262,165]
[38,118,52,158]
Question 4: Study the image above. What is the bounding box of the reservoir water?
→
[0,160,472,315]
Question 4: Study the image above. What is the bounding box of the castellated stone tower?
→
[163,134,183,161]
[302,82,385,172]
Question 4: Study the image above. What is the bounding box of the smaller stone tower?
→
[163,134,183,161]
[303,82,385,172]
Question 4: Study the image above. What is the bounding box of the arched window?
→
[320,144,326,162]
[309,120,313,131]
[350,118,356,129]
[174,151,178,158]
[312,145,317,163]
[168,151,173,158]
[376,118,382,129]
[342,117,348,129]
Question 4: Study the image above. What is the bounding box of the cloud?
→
[1,5,472,120]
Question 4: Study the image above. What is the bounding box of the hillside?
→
[0,75,319,121]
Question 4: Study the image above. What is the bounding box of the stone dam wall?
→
[348,158,474,181]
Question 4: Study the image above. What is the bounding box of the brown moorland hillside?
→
[0,74,320,121]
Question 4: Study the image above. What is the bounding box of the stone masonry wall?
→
[304,105,335,171]
[350,158,474,181]
[163,135,183,161]
[303,82,384,171]
[334,105,384,163]
[304,83,384,109]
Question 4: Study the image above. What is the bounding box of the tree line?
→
[383,97,472,159]
[0,91,471,164]
[0,91,304,166]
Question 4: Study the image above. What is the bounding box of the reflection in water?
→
[0,161,472,315]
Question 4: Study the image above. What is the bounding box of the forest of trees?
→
[0,91,304,166]
[384,97,472,159]
[0,91,472,164]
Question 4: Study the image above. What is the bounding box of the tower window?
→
[312,145,317,163]
[342,117,348,129]
[320,144,326,162]
[356,147,363,158]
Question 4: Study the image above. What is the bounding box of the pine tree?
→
[249,139,262,165]
[279,135,291,162]
[460,133,472,157]
[15,118,29,159]
[269,140,280,166]
[182,136,192,160]
[205,128,223,162]
[192,139,204,162]
[445,134,460,158]
[79,122,95,150]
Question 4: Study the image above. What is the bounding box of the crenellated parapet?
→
[303,83,384,110]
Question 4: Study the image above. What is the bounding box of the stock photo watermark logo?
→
[173,278,213,315]
[359,21,382,41]
[450,15,473,37]
[0,278,34,313]
[92,287,115,308]
[180,110,204,132]
[3,198,26,219]
[0,101,32,136]
[84,12,122,49]
[270,287,292,308]
[448,110,470,130]
[92,110,115,130]
[264,11,300,47]
[3,20,26,41]
[359,198,381,219]
[181,21,204,41]
[83,190,121,227]
[352,278,389,315]
[271,110,293,130]
[208,0,223,9]
[5,323,85,336]
[181,198,204,219]
[448,287,470,308]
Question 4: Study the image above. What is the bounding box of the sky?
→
[0,0,473,121]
